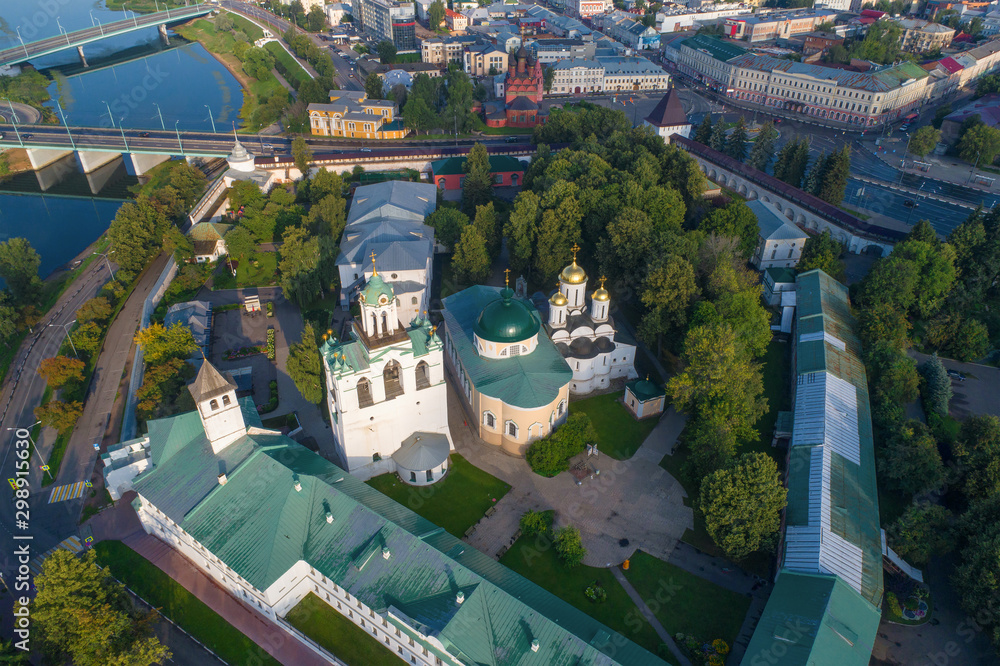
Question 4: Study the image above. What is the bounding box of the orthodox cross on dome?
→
[370,250,378,276]
[599,275,607,289]
[570,243,580,262]
[504,268,511,288]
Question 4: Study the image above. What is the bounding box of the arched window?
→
[558,400,566,417]
[357,378,374,408]
[210,399,219,411]
[381,312,388,334]
[222,395,231,407]
[509,345,522,357]
[371,313,378,335]
[415,361,431,390]
[484,411,496,428]
[411,296,418,305]
[506,420,518,438]
[384,360,404,400]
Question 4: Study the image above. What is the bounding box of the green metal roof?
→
[741,572,881,666]
[135,422,666,666]
[473,287,541,343]
[680,34,747,63]
[626,378,664,402]
[359,272,395,305]
[442,286,572,409]
[766,266,797,285]
[430,155,525,177]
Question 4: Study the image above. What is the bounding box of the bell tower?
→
[359,251,399,341]
[188,360,246,453]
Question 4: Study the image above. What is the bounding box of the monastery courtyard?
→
[442,381,694,568]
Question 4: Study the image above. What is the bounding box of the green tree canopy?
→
[699,452,787,560]
[0,237,42,305]
[909,126,941,157]
[288,323,324,404]
[427,207,470,251]
[224,226,256,262]
[76,297,113,324]
[724,116,749,161]
[797,230,845,281]
[34,399,83,434]
[921,353,952,417]
[553,526,587,567]
[878,419,945,495]
[889,501,953,566]
[107,197,169,274]
[38,356,85,389]
[463,143,494,214]
[451,225,491,285]
[747,121,778,171]
[291,136,313,176]
[134,322,198,365]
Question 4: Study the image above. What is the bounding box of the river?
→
[0,0,244,277]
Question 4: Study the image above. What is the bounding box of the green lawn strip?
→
[570,392,657,460]
[93,540,281,666]
[285,593,398,666]
[265,42,312,88]
[499,526,663,655]
[622,551,750,648]
[744,340,789,466]
[365,454,509,538]
[40,430,71,488]
[228,12,267,41]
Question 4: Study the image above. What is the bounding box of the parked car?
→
[900,124,911,132]
[947,369,966,381]
[139,131,150,138]
[505,136,521,143]
[360,147,372,152]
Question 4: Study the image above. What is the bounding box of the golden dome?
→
[560,261,588,285]
[550,290,568,306]
[592,276,610,301]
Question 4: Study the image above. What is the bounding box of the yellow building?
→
[442,281,572,457]
[307,91,409,139]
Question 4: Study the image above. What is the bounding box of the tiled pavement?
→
[447,382,694,567]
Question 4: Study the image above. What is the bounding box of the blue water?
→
[0,193,123,276]
[0,0,244,276]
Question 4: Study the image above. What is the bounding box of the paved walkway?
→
[611,567,692,666]
[447,381,693,567]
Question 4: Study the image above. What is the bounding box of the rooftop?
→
[749,200,808,241]
[645,88,689,127]
[680,33,748,62]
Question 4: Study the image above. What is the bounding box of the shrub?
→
[519,509,549,537]
[584,583,607,603]
[553,526,586,567]
[525,413,597,477]
[266,328,276,360]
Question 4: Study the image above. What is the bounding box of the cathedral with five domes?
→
[547,245,638,394]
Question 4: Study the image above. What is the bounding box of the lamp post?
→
[2,97,18,124]
[152,102,165,130]
[6,423,51,480]
[93,250,116,282]
[102,100,116,129]
[55,100,76,150]
[91,10,104,36]
[118,117,129,151]
[967,149,982,185]
[204,104,216,133]
[15,26,28,59]
[175,119,184,154]
[48,319,78,357]
[4,99,23,146]
[56,16,69,45]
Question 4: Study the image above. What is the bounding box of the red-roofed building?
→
[860,9,886,19]
[939,56,964,73]
[446,9,468,32]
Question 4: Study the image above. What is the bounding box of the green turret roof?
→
[473,287,540,343]
[360,273,394,305]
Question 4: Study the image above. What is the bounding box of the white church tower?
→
[188,360,246,453]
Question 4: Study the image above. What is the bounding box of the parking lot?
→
[212,307,276,409]
[911,351,1000,420]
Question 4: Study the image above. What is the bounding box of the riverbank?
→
[173,14,288,132]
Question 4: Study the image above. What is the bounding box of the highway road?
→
[0,4,212,67]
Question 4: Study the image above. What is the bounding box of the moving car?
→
[139,131,151,138]
[947,369,966,381]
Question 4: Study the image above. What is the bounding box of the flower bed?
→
[266,302,273,318]
[223,345,262,361]
[266,328,276,361]
[258,379,279,414]
[676,633,729,666]
[584,582,607,603]
[886,585,931,625]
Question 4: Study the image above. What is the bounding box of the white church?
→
[321,259,452,483]
[547,245,638,394]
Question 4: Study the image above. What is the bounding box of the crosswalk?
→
[47,481,88,504]
[28,536,84,578]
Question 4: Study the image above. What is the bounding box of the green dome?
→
[360,273,394,306]
[474,287,540,344]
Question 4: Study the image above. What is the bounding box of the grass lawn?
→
[499,527,663,655]
[285,593,398,666]
[622,550,751,647]
[265,42,313,88]
[217,252,278,289]
[747,339,790,467]
[94,540,281,666]
[570,392,658,460]
[365,454,509,538]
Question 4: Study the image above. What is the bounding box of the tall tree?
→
[921,353,952,417]
[0,237,42,305]
[288,323,324,404]
[909,126,941,157]
[452,226,491,285]
[724,116,749,162]
[472,202,500,260]
[76,297,113,324]
[427,208,469,251]
[694,114,713,145]
[638,255,699,354]
[956,415,1000,502]
[699,453,787,560]
[31,550,169,666]
[462,143,494,214]
[746,120,778,171]
[291,137,313,176]
[888,502,953,566]
[708,120,727,152]
[376,40,397,64]
[772,140,796,182]
[816,146,851,206]
[34,400,83,434]
[787,139,811,189]
[428,0,446,29]
[278,225,323,307]
[224,226,257,263]
[107,198,169,276]
[701,201,759,259]
[134,322,197,364]
[668,322,767,442]
[306,6,326,31]
[803,151,825,195]
[878,419,945,495]
[958,121,1000,167]
[364,72,384,100]
[504,191,540,277]
[797,230,845,281]
[38,356,85,389]
[307,194,347,239]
